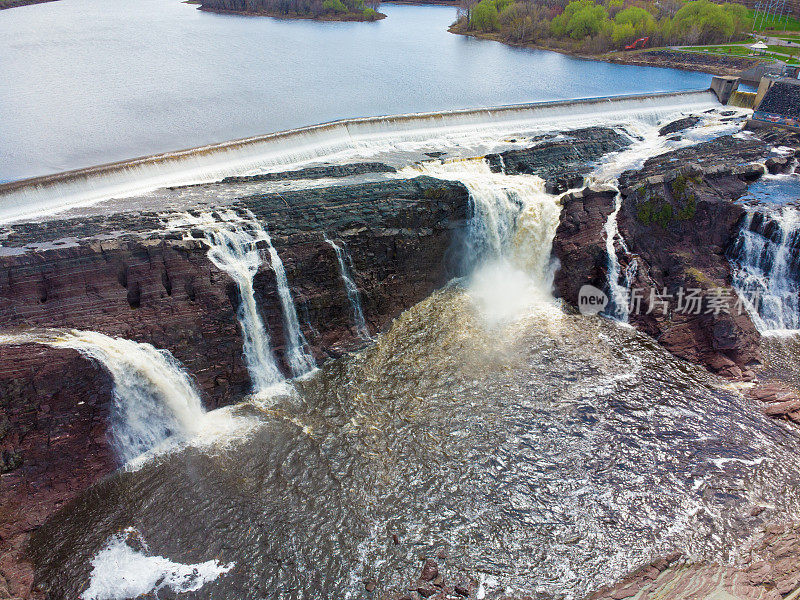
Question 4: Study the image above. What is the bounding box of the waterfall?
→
[263,232,317,377]
[603,191,638,322]
[405,159,562,322]
[0,91,719,224]
[170,210,315,383]
[171,211,285,392]
[324,236,371,340]
[730,206,800,333]
[0,330,208,462]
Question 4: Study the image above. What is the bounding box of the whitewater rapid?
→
[0,91,720,224]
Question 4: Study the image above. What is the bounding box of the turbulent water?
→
[0,330,241,463]
[12,104,800,600]
[730,205,800,333]
[29,292,800,600]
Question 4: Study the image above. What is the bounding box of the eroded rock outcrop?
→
[552,185,618,306]
[486,127,631,194]
[0,174,469,598]
[553,131,800,379]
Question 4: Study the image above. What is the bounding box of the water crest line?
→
[0,91,719,223]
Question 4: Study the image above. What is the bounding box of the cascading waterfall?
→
[324,235,371,340]
[603,190,639,322]
[169,211,285,392]
[263,231,317,377]
[169,210,316,383]
[0,330,208,462]
[730,206,800,333]
[405,159,562,322]
[604,192,627,321]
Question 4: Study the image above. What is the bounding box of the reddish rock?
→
[420,559,439,582]
[552,185,618,306]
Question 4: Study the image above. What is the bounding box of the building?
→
[751,77,800,131]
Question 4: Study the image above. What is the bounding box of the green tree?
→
[470,0,500,31]
[550,0,609,39]
[614,6,654,34]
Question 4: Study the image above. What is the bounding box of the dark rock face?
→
[658,116,700,137]
[552,185,618,306]
[219,162,396,184]
[554,132,800,379]
[0,175,470,598]
[486,127,631,194]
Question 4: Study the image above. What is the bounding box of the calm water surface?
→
[0,0,713,180]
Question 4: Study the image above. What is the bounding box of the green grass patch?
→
[748,9,800,32]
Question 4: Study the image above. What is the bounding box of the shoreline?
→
[194,3,386,21]
[450,27,766,77]
[0,0,58,9]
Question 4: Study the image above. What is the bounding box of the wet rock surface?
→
[552,185,618,306]
[658,116,700,137]
[0,175,470,598]
[486,127,631,194]
[219,161,396,184]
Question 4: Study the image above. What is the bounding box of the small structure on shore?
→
[751,77,800,131]
[712,74,800,132]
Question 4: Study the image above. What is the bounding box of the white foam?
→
[82,528,234,600]
[0,91,719,224]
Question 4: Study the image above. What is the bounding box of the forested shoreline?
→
[0,0,59,9]
[452,0,752,54]
[198,0,385,20]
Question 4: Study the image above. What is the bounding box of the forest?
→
[452,0,752,53]
[200,0,383,20]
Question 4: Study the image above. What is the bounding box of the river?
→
[0,0,712,181]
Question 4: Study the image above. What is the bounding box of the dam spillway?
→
[0,90,720,223]
[5,90,800,600]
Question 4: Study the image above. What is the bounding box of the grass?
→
[767,43,800,57]
[747,9,800,33]
[677,40,800,64]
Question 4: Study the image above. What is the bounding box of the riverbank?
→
[194,0,385,21]
[0,0,58,9]
[450,25,766,77]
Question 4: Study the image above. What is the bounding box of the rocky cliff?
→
[0,173,469,598]
[553,127,800,379]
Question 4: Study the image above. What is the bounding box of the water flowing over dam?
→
[6,92,800,600]
[0,91,719,224]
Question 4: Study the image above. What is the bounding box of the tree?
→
[470,0,500,31]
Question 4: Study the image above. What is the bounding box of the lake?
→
[0,0,712,181]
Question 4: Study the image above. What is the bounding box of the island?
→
[0,0,59,9]
[196,0,386,21]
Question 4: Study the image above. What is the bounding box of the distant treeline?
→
[200,0,383,19]
[0,0,59,9]
[453,0,752,53]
